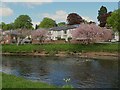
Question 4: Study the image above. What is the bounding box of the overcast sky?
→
[0,2,118,27]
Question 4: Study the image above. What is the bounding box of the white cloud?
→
[32,22,40,28]
[82,16,94,22]
[42,11,95,23]
[0,7,13,16]
[42,10,68,22]
[25,2,51,8]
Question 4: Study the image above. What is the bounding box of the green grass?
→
[2,43,119,53]
[2,73,74,88]
[2,73,56,88]
[0,72,2,89]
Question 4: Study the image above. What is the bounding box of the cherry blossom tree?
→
[71,24,114,44]
[31,29,48,44]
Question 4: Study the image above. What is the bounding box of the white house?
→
[111,31,119,42]
[49,25,78,41]
[114,32,119,41]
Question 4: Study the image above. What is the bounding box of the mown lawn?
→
[2,43,119,53]
[2,73,56,88]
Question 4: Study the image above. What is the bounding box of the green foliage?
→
[58,22,66,26]
[0,22,5,29]
[2,73,56,88]
[1,15,33,30]
[62,85,73,88]
[97,6,109,27]
[0,22,14,30]
[98,6,107,16]
[97,6,107,21]
[107,9,120,32]
[14,15,33,29]
[2,43,118,53]
[39,17,57,28]
[0,73,1,89]
[2,73,73,88]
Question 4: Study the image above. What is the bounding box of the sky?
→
[0,1,118,27]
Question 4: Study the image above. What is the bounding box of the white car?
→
[21,38,32,44]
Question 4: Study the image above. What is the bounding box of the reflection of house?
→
[49,25,78,41]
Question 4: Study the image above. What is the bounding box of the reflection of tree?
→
[97,59,118,69]
[70,61,96,82]
[2,56,118,88]
[2,56,50,79]
[16,57,50,79]
[69,59,118,88]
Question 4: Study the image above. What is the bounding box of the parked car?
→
[21,38,32,44]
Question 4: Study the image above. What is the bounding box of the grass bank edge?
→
[2,73,73,88]
[2,73,56,88]
[2,43,119,53]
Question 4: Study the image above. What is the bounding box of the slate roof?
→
[2,29,32,37]
[49,25,78,31]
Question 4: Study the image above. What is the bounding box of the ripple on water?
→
[2,56,118,88]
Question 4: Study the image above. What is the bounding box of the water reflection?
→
[2,56,118,88]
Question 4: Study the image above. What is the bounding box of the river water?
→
[2,56,118,88]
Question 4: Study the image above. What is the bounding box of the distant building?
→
[115,32,119,41]
[1,29,32,44]
[49,25,78,41]
[110,31,119,42]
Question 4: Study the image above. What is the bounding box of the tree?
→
[0,22,14,30]
[97,6,111,27]
[31,29,48,44]
[35,24,38,30]
[71,24,113,44]
[0,22,5,29]
[107,9,120,41]
[14,15,33,29]
[39,17,57,28]
[58,22,66,26]
[67,13,83,25]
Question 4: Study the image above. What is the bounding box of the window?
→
[64,30,67,34]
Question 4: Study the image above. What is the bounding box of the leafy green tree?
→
[0,22,6,29]
[14,15,33,29]
[58,22,66,26]
[8,23,15,30]
[107,9,120,41]
[6,24,12,30]
[0,22,14,30]
[39,17,57,28]
[97,6,108,27]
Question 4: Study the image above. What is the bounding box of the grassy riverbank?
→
[2,73,73,88]
[2,43,119,53]
[2,73,56,88]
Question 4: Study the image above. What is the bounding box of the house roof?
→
[49,25,78,31]
[2,29,32,37]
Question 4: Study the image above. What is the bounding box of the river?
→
[2,56,118,88]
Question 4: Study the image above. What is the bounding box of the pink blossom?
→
[31,29,48,43]
[71,24,113,44]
